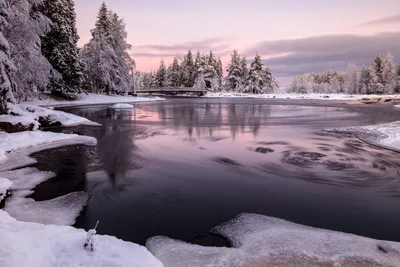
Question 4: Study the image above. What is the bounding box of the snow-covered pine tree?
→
[395,64,400,93]
[344,63,358,94]
[0,0,16,114]
[244,53,278,94]
[194,51,202,82]
[95,2,111,38]
[155,59,167,87]
[181,50,195,87]
[40,0,84,95]
[216,57,223,80]
[167,57,181,87]
[5,0,54,100]
[202,51,220,91]
[382,52,396,94]
[225,50,243,92]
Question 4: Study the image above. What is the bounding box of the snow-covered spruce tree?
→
[81,3,134,95]
[0,0,16,114]
[181,50,195,87]
[370,54,384,94]
[5,0,54,100]
[108,11,135,94]
[382,52,396,94]
[167,57,181,87]
[155,59,167,87]
[225,50,244,92]
[240,56,248,82]
[395,64,400,93]
[193,53,208,90]
[202,51,221,91]
[216,57,223,82]
[40,0,84,95]
[358,66,371,94]
[244,53,278,94]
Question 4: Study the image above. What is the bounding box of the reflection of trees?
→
[155,103,270,139]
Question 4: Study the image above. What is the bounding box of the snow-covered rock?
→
[110,103,134,109]
[0,210,164,267]
[147,213,400,267]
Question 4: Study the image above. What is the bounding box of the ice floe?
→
[110,103,134,109]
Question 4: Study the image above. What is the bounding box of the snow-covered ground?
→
[0,210,163,267]
[0,178,12,203]
[110,103,134,109]
[205,92,400,101]
[28,93,165,107]
[0,131,96,166]
[147,213,400,267]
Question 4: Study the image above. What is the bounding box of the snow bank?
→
[5,191,90,225]
[0,131,97,171]
[0,210,164,267]
[28,93,165,107]
[0,178,12,202]
[325,121,400,152]
[147,213,400,267]
[205,92,400,101]
[110,103,134,109]
[1,104,100,129]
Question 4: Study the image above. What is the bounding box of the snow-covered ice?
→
[4,191,90,225]
[204,92,400,101]
[110,103,134,109]
[0,167,55,193]
[0,131,97,170]
[325,121,400,152]
[147,213,400,267]
[0,210,164,267]
[28,93,165,107]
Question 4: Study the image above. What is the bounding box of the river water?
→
[32,98,400,246]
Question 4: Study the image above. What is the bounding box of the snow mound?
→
[5,191,90,226]
[0,210,163,267]
[0,131,97,169]
[147,213,400,267]
[28,93,165,107]
[325,121,400,152]
[0,178,12,202]
[110,103,134,109]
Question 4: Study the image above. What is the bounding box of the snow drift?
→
[0,210,163,267]
[147,213,400,267]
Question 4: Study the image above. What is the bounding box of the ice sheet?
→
[147,213,400,267]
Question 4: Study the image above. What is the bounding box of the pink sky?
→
[75,0,400,84]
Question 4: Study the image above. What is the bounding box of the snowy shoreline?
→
[27,93,165,108]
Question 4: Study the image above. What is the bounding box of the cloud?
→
[361,13,400,26]
[133,37,231,54]
[246,32,400,82]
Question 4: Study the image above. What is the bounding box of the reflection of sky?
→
[75,0,400,86]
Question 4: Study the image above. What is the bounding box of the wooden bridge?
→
[135,87,207,96]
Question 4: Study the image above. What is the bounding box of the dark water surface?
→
[35,98,400,246]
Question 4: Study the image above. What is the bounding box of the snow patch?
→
[0,210,163,267]
[28,93,165,107]
[4,191,90,226]
[0,167,55,192]
[147,213,400,267]
[110,103,134,109]
[0,131,97,171]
